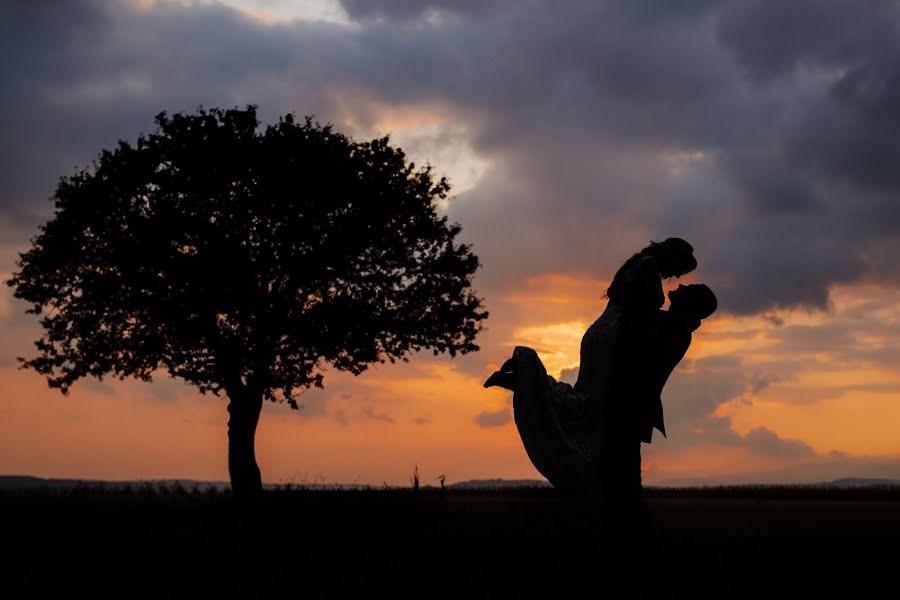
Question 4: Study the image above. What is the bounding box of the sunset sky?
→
[3,0,900,486]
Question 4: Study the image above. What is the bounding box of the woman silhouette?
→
[484,238,711,495]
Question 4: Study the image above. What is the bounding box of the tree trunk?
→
[227,388,264,506]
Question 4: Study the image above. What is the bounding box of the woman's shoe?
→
[483,357,518,390]
[483,370,516,390]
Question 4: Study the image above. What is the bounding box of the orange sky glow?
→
[3,271,900,486]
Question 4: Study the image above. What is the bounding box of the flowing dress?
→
[511,297,695,495]
[510,301,627,491]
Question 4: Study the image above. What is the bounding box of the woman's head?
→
[643,238,697,278]
[605,237,697,307]
[668,283,717,319]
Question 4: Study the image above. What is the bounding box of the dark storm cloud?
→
[341,0,722,25]
[339,0,513,21]
[716,0,900,82]
[421,0,900,313]
[793,61,900,194]
[703,223,865,312]
[0,0,349,243]
[3,0,900,314]
[724,152,821,215]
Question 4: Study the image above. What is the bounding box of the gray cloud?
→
[742,426,816,459]
[750,370,781,395]
[475,407,512,428]
[332,409,349,427]
[792,61,900,195]
[147,377,197,402]
[540,355,814,460]
[4,0,900,317]
[360,406,395,423]
[559,367,579,386]
[642,352,819,459]
[659,355,749,425]
[716,0,900,82]
[78,379,116,396]
[339,0,513,21]
[290,376,368,424]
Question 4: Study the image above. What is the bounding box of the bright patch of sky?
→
[361,120,490,199]
[218,0,351,24]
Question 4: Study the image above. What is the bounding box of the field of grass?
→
[3,485,899,597]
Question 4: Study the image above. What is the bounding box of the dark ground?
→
[3,486,899,598]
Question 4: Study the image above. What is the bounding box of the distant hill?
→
[0,475,553,491]
[448,477,900,490]
[4,475,898,492]
[827,478,900,488]
[652,475,900,488]
[448,479,551,490]
[0,475,230,491]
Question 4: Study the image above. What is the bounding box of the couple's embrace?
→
[485,238,717,499]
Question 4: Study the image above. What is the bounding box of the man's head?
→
[668,283,717,320]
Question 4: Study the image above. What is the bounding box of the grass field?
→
[3,485,899,597]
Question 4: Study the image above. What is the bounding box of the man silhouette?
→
[593,283,717,583]
[597,283,718,499]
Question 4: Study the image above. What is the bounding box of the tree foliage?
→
[10,106,488,409]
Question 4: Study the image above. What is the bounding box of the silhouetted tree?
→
[9,106,487,504]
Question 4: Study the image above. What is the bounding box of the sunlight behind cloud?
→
[339,106,492,198]
[510,321,585,378]
[215,0,351,24]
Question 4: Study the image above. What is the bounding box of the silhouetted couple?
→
[484,238,717,560]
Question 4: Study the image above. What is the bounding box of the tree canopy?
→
[11,106,487,400]
[9,106,488,500]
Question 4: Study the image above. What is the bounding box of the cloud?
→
[146,377,197,402]
[559,367,579,386]
[338,0,513,22]
[475,407,512,428]
[750,370,782,395]
[286,374,394,426]
[642,356,814,460]
[3,0,900,316]
[360,406,395,423]
[526,352,815,462]
[78,379,116,396]
[742,426,816,459]
[715,0,900,82]
[332,409,349,427]
[506,277,900,465]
